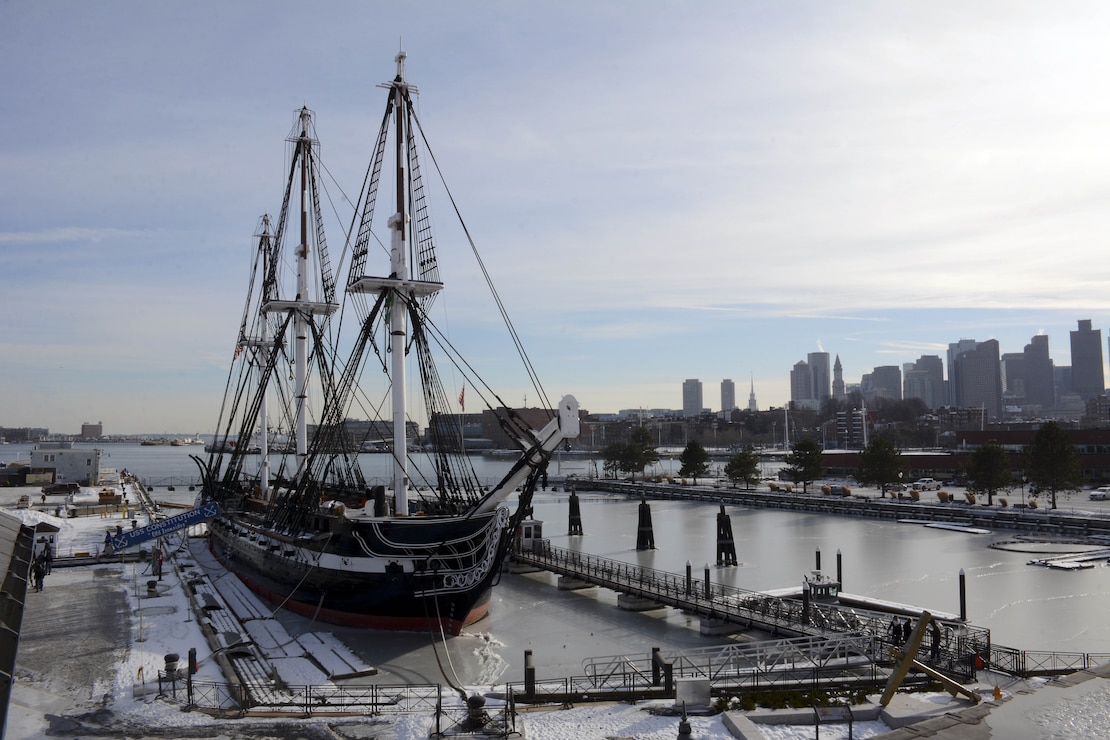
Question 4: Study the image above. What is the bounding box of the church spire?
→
[747,372,758,411]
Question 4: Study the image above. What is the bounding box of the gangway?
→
[109,501,220,551]
[582,633,884,693]
[512,540,988,681]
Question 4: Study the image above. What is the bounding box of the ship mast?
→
[261,107,337,478]
[294,107,312,468]
[388,51,413,516]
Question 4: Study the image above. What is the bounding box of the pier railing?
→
[986,646,1110,678]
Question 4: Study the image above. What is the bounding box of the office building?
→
[952,339,1002,420]
[682,379,703,417]
[808,352,831,402]
[903,355,944,409]
[720,379,736,416]
[947,339,980,407]
[1023,334,1055,411]
[790,361,813,406]
[1071,319,1105,401]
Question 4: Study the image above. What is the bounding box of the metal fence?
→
[987,647,1110,678]
[157,673,443,716]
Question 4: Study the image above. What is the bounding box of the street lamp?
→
[1021,474,1027,509]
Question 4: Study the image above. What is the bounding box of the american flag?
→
[458,386,465,412]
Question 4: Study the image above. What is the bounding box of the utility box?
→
[674,677,711,710]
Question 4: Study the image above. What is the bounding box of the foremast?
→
[262,107,338,478]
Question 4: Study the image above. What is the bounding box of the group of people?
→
[31,546,52,592]
[889,615,945,661]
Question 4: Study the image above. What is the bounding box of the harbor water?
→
[5,441,1110,686]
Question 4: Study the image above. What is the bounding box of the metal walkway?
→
[511,541,987,681]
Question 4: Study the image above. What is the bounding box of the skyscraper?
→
[903,355,944,409]
[868,365,902,402]
[953,339,1002,419]
[720,379,736,416]
[682,379,703,417]
[808,352,831,402]
[947,339,980,407]
[832,355,845,400]
[1000,353,1026,398]
[790,361,812,405]
[1070,319,1105,401]
[1023,334,1055,410]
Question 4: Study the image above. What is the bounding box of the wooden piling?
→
[635,497,655,550]
[567,488,583,535]
[715,503,737,566]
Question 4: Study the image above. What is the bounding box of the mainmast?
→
[388,52,412,516]
[294,107,311,468]
[347,52,443,518]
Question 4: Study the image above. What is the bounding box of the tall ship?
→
[196,53,579,634]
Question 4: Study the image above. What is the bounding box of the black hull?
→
[207,507,508,634]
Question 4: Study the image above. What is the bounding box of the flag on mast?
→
[458,385,465,412]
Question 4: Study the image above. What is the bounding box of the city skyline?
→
[5,3,1110,434]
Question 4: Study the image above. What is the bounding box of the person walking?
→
[31,558,44,592]
[930,619,942,661]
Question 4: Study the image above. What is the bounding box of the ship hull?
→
[207,506,508,635]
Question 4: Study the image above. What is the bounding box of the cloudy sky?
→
[4,1,1110,435]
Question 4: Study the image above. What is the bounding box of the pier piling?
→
[636,497,655,550]
[959,569,967,621]
[524,649,535,701]
[715,503,737,566]
[567,489,583,535]
[837,548,843,588]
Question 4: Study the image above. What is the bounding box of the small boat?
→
[196,53,579,634]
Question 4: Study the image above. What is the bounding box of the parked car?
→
[1090,487,1110,501]
[911,478,940,490]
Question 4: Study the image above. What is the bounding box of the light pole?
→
[1021,474,1027,509]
